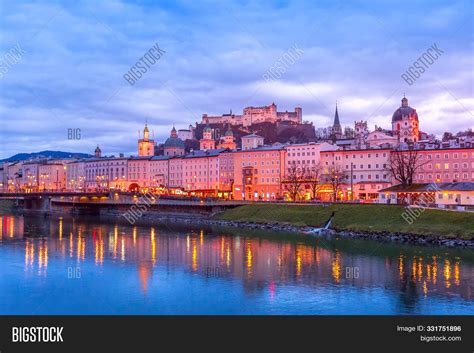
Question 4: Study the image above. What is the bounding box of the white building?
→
[85,157,128,191]
[66,160,86,191]
[241,134,264,150]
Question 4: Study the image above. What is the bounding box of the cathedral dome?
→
[392,97,418,123]
[164,136,185,149]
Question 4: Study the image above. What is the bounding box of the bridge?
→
[0,191,250,215]
[0,192,111,211]
[0,192,110,198]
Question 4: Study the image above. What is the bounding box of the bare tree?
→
[386,145,427,186]
[323,165,348,202]
[305,163,323,200]
[282,166,307,201]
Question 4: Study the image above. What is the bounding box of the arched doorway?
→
[128,183,140,192]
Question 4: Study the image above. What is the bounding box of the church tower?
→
[94,145,102,158]
[163,126,185,156]
[391,96,420,143]
[332,103,343,139]
[217,125,236,149]
[138,122,155,156]
[200,121,216,150]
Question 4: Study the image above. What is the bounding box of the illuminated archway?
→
[128,183,140,192]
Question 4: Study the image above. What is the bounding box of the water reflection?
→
[0,214,473,314]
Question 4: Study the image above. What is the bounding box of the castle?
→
[201,102,302,127]
[140,97,425,157]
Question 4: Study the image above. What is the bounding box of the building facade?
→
[233,146,285,200]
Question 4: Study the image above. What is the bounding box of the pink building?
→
[413,148,474,183]
[127,157,152,191]
[38,163,67,191]
[181,150,221,194]
[218,151,235,196]
[320,149,392,201]
[233,146,285,200]
[149,156,170,188]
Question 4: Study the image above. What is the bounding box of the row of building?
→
[1,97,473,203]
[2,138,474,203]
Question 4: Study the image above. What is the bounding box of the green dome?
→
[164,136,185,148]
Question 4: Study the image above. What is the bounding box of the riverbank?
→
[213,204,474,248]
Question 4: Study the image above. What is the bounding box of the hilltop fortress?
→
[201,102,302,127]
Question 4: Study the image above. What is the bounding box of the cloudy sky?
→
[0,0,472,158]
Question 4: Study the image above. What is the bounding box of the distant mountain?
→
[0,151,92,163]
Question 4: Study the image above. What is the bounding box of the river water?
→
[0,212,473,315]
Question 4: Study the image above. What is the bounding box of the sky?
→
[0,0,472,158]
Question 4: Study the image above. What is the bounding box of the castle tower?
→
[138,122,155,156]
[391,96,420,143]
[295,106,302,123]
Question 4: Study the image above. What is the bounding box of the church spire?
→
[332,103,342,139]
[143,121,149,140]
[333,103,341,128]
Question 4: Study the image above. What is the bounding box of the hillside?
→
[0,150,91,163]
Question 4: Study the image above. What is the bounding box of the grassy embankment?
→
[214,204,474,239]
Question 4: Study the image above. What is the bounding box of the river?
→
[0,212,473,315]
